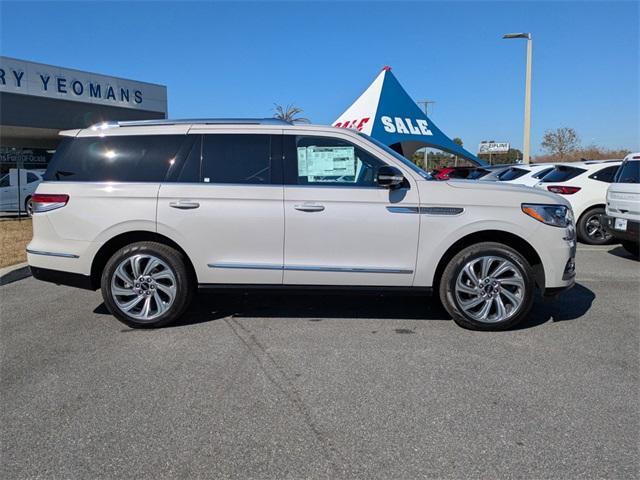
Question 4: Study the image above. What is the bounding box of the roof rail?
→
[91,118,293,128]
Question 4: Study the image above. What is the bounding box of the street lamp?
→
[503,32,532,164]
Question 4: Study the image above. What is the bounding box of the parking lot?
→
[1,244,638,479]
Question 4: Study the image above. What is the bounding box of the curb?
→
[0,262,32,286]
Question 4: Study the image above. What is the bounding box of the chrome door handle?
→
[294,204,325,212]
[169,200,200,210]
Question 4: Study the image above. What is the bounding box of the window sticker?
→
[297,146,356,180]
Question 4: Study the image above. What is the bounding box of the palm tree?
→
[273,103,310,124]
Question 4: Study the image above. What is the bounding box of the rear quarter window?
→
[531,167,554,179]
[538,166,586,183]
[44,135,187,182]
[588,165,619,183]
[497,167,527,181]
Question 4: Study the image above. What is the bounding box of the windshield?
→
[614,160,639,183]
[357,132,431,180]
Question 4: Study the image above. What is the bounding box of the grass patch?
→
[0,219,32,269]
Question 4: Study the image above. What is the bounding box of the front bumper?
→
[600,215,640,243]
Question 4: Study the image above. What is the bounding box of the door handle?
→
[294,203,325,212]
[169,200,200,210]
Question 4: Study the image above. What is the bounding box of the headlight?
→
[521,204,571,228]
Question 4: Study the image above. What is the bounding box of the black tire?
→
[621,240,640,259]
[101,241,193,328]
[438,242,536,331]
[577,207,612,245]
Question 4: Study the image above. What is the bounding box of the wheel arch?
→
[89,231,197,289]
[576,203,606,223]
[432,230,545,291]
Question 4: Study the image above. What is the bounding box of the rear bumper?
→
[600,215,640,243]
[30,266,95,290]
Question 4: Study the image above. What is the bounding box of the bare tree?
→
[541,127,580,158]
[273,103,310,124]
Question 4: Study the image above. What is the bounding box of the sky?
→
[1,0,638,155]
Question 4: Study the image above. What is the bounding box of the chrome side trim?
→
[420,207,464,216]
[26,249,79,259]
[208,262,283,270]
[386,206,464,215]
[208,263,413,274]
[285,265,413,274]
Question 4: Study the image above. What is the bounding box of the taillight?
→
[547,186,581,195]
[32,194,69,213]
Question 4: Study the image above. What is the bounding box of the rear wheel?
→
[24,196,33,217]
[439,242,536,331]
[621,240,640,258]
[101,241,193,328]
[577,207,612,245]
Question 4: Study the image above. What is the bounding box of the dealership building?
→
[0,56,168,172]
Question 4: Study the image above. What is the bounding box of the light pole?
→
[503,32,532,164]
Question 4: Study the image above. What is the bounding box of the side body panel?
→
[27,182,160,275]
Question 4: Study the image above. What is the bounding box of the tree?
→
[452,137,463,146]
[541,127,580,158]
[273,103,310,123]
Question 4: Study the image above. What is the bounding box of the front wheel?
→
[101,241,193,328]
[439,242,536,331]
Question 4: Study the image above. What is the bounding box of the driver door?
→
[282,132,420,286]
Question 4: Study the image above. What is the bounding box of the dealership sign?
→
[478,142,510,154]
[0,56,167,113]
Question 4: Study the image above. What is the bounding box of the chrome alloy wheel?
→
[454,255,525,323]
[110,254,177,322]
[585,214,612,242]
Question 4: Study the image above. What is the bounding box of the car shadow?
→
[607,245,639,261]
[514,283,596,330]
[94,282,596,331]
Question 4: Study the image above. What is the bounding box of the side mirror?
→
[377,165,405,189]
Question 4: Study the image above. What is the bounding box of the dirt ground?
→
[0,219,32,268]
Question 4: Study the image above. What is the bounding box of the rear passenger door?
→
[157,131,285,285]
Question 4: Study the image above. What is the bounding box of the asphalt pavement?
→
[1,245,638,479]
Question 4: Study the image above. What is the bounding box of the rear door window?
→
[538,166,586,183]
[614,160,639,183]
[200,134,274,184]
[44,135,187,182]
[588,165,619,183]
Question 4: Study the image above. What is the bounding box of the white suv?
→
[534,160,622,244]
[28,119,576,330]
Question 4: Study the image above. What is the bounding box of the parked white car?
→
[535,160,622,244]
[0,169,45,215]
[28,119,576,330]
[491,164,557,187]
[601,153,640,257]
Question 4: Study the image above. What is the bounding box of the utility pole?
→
[417,100,436,171]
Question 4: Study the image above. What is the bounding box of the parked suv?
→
[601,153,640,257]
[28,119,576,330]
[534,160,622,245]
